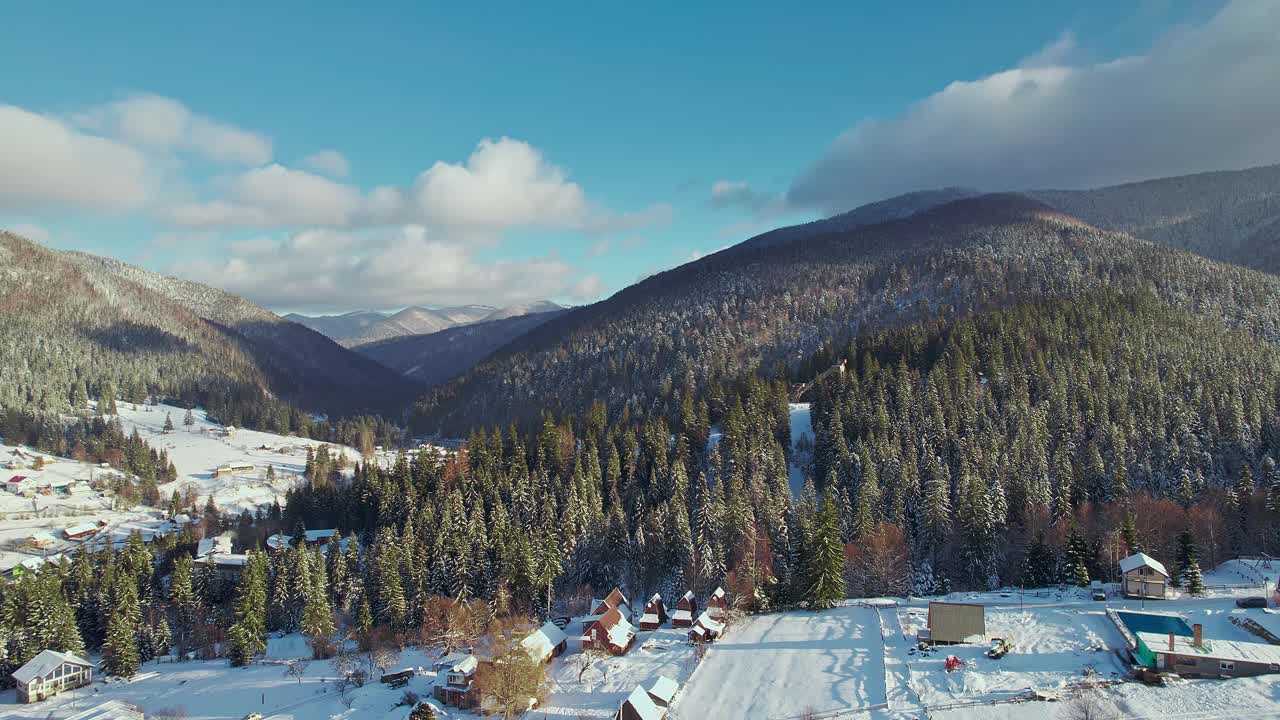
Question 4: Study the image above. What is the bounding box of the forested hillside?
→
[413,194,1280,434]
[0,232,415,446]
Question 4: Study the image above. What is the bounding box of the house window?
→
[1220,661,1235,671]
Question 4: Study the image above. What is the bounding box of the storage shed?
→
[925,602,986,645]
[1120,552,1169,600]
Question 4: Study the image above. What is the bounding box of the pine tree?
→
[1064,520,1091,587]
[183,408,195,427]
[301,549,335,655]
[102,577,140,678]
[151,617,171,660]
[1184,558,1205,596]
[1022,530,1057,589]
[1173,529,1197,588]
[229,551,268,666]
[806,497,845,610]
[1120,512,1140,555]
[164,412,174,432]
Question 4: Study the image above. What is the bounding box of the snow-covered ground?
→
[115,402,364,515]
[540,623,697,717]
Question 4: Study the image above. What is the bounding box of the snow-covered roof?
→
[267,529,340,550]
[197,553,248,567]
[640,613,661,625]
[671,609,692,621]
[450,655,478,676]
[694,612,724,633]
[648,593,662,604]
[1120,552,1169,577]
[710,587,725,600]
[622,685,664,720]
[521,621,567,662]
[649,676,678,704]
[681,590,695,602]
[1137,631,1280,664]
[608,614,637,649]
[173,513,192,525]
[12,649,94,683]
[64,523,98,537]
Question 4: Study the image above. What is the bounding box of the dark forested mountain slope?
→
[1027,163,1280,273]
[413,193,1280,434]
[354,308,567,387]
[0,232,416,428]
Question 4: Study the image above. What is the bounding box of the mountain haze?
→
[290,302,562,347]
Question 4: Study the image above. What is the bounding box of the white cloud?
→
[709,179,786,217]
[174,225,584,312]
[0,105,154,212]
[166,164,366,227]
[77,94,272,166]
[788,0,1280,215]
[302,149,351,178]
[570,274,604,302]
[412,137,589,229]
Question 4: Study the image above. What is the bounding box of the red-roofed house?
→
[582,606,636,655]
[707,586,728,619]
[639,593,667,630]
[4,475,31,494]
[672,590,697,628]
[591,587,632,618]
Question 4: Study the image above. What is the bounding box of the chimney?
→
[1193,624,1203,648]
[1168,632,1175,651]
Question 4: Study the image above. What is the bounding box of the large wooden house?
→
[591,587,632,618]
[672,590,697,628]
[1121,553,1170,600]
[521,621,568,664]
[639,593,668,630]
[432,654,479,709]
[582,606,637,655]
[12,649,95,704]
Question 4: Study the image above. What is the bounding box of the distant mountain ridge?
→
[2,232,417,423]
[289,301,563,346]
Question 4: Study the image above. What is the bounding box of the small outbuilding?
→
[647,675,679,709]
[687,611,725,643]
[707,586,728,619]
[1121,552,1169,600]
[12,649,95,703]
[521,620,568,663]
[924,602,986,645]
[640,593,668,630]
[672,590,697,628]
[614,684,665,720]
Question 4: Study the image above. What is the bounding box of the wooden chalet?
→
[1121,552,1170,600]
[639,593,668,630]
[706,586,728,619]
[12,649,95,703]
[671,590,697,628]
[432,654,479,709]
[582,606,637,655]
[591,587,632,618]
[687,611,725,643]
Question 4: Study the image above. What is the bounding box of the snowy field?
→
[671,604,887,719]
[540,623,698,717]
[115,402,364,514]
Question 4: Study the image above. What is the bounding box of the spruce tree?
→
[183,408,195,427]
[164,412,174,432]
[1184,558,1205,596]
[102,578,140,678]
[806,497,845,610]
[301,549,335,656]
[229,551,268,666]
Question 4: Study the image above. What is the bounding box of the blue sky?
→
[4,0,1273,313]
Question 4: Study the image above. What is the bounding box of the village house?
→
[640,593,668,630]
[433,654,480,709]
[1138,623,1280,678]
[63,523,98,541]
[591,587,633,618]
[1121,552,1170,600]
[212,462,253,477]
[266,528,340,551]
[12,649,96,703]
[706,586,728,619]
[583,606,637,655]
[4,474,32,494]
[687,611,725,643]
[521,621,568,664]
[672,590,697,628]
[615,684,666,720]
[922,602,986,645]
[24,530,59,550]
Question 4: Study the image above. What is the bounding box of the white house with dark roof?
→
[12,649,95,703]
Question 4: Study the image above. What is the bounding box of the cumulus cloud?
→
[0,105,154,212]
[302,149,351,178]
[166,164,366,227]
[788,0,1280,215]
[173,225,587,311]
[76,94,272,166]
[411,137,589,229]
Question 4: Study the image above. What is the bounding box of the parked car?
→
[1090,580,1106,601]
[1235,596,1267,608]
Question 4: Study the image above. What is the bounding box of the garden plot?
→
[670,604,887,719]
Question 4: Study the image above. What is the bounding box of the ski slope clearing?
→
[115,402,363,514]
[671,604,887,719]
